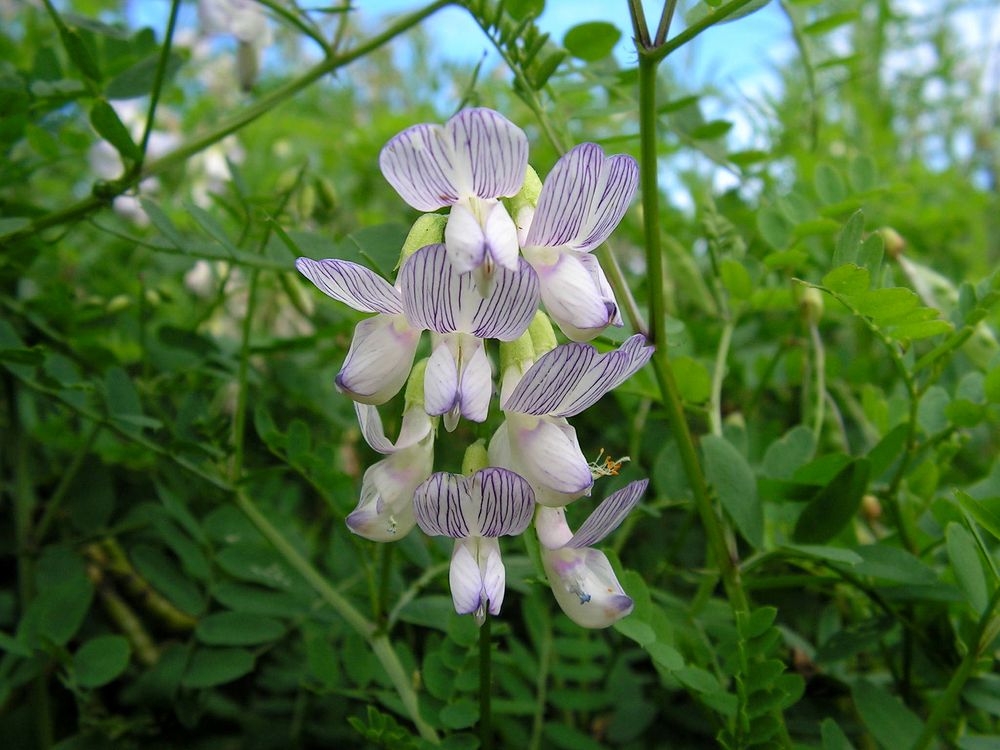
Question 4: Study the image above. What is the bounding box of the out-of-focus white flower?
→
[198,0,272,90]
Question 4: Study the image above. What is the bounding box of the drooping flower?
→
[536,479,648,628]
[379,108,528,277]
[198,0,272,90]
[346,400,434,542]
[518,143,639,342]
[399,243,540,430]
[413,468,535,623]
[490,334,654,505]
[296,257,420,405]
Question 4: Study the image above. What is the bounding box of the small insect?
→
[588,448,630,479]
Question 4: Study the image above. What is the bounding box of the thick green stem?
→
[3,0,452,244]
[479,612,493,750]
[636,55,749,614]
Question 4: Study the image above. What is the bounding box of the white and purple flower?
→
[536,479,648,628]
[399,243,540,430]
[413,468,535,623]
[490,334,654,505]
[380,108,528,278]
[518,143,638,342]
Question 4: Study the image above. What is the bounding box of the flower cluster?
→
[297,108,653,628]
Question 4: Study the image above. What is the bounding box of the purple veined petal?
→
[401,245,540,341]
[336,315,421,405]
[458,338,491,423]
[526,247,617,342]
[501,341,598,416]
[471,467,535,537]
[550,333,654,418]
[479,537,506,615]
[379,123,460,211]
[445,108,528,200]
[467,258,540,341]
[508,414,593,496]
[354,402,432,455]
[565,479,648,549]
[525,143,638,253]
[534,507,574,549]
[424,336,460,418]
[449,538,485,615]
[295,257,403,315]
[443,203,487,273]
[413,472,471,538]
[542,546,634,628]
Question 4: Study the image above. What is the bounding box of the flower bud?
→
[861,494,882,522]
[528,310,558,356]
[106,294,131,313]
[800,287,824,325]
[236,40,259,92]
[878,227,905,259]
[399,213,448,266]
[461,439,489,476]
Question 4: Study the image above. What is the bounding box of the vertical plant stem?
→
[31,422,101,547]
[480,612,493,750]
[635,54,749,614]
[809,322,826,439]
[138,0,181,160]
[528,605,552,750]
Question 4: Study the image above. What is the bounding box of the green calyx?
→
[528,311,558,356]
[499,329,535,377]
[504,164,542,222]
[399,213,448,266]
[404,358,429,410]
[461,439,489,476]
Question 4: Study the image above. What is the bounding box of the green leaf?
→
[58,25,101,81]
[793,459,870,544]
[345,223,409,277]
[691,120,733,140]
[72,635,130,688]
[849,155,877,192]
[947,522,989,612]
[614,617,655,647]
[89,99,140,161]
[645,642,684,671]
[815,163,847,204]
[957,490,1000,543]
[803,11,858,35]
[182,648,255,689]
[505,0,544,19]
[439,698,479,729]
[563,22,621,62]
[985,365,1000,403]
[720,258,752,300]
[672,355,711,403]
[852,544,937,584]
[702,435,763,548]
[823,264,869,295]
[757,205,792,249]
[195,612,285,646]
[821,718,857,749]
[857,233,884,280]
[833,211,864,266]
[762,425,816,479]
[852,679,924,749]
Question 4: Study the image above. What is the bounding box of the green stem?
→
[479,612,493,750]
[635,54,748,614]
[709,321,734,437]
[3,0,452,244]
[138,0,181,160]
[809,322,826,439]
[528,604,552,750]
[910,585,1000,750]
[31,422,101,547]
[653,0,680,46]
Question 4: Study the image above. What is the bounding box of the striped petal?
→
[354,403,432,455]
[424,336,460,418]
[525,143,638,252]
[379,108,528,211]
[502,335,653,418]
[295,257,402,315]
[526,247,618,342]
[413,468,535,539]
[336,315,420,405]
[566,480,648,548]
[459,337,492,423]
[400,244,539,341]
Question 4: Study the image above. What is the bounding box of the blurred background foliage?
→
[1,0,999,748]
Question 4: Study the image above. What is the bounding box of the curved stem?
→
[709,321,734,437]
[138,0,181,161]
[809,321,826,438]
